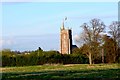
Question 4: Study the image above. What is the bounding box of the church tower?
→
[60,21,72,54]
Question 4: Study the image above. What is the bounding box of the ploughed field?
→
[1,64,120,79]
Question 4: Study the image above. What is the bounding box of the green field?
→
[1,64,120,79]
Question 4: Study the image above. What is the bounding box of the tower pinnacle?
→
[61,21,65,30]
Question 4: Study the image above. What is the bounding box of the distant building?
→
[72,45,78,50]
[60,21,72,54]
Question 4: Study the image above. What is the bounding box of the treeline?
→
[1,46,120,67]
[1,49,88,67]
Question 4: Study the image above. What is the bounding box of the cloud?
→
[73,34,81,42]
[4,39,15,45]
[73,34,86,47]
[0,34,59,51]
[2,39,15,45]
[0,39,3,50]
[0,39,3,45]
[0,37,16,50]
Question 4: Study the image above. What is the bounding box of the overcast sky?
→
[1,2,118,51]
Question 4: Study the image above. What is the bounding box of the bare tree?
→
[80,18,105,64]
[109,21,120,43]
[108,21,120,62]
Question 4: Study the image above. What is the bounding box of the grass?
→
[1,64,120,79]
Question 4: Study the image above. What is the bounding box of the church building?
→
[60,21,72,54]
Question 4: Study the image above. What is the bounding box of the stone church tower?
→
[60,21,72,54]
